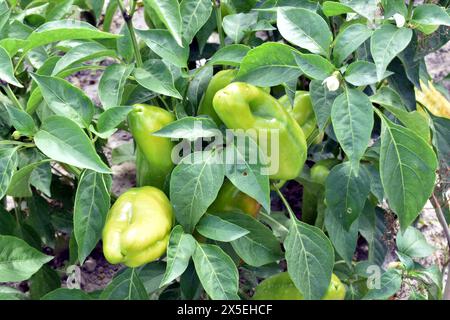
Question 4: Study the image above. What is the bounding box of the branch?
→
[116,0,143,67]
[431,193,450,300]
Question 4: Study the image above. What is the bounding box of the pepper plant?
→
[0,0,449,301]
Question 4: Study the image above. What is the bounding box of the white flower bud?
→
[393,13,406,28]
[322,74,340,92]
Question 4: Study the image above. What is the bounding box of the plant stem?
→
[0,140,34,147]
[407,0,415,20]
[259,210,289,235]
[4,85,24,110]
[130,0,137,16]
[159,96,170,111]
[430,193,450,300]
[13,199,21,227]
[214,1,225,49]
[272,182,296,221]
[61,164,82,179]
[117,0,143,68]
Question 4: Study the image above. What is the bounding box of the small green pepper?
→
[128,104,175,189]
[213,82,307,180]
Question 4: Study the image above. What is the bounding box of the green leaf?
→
[160,225,196,287]
[284,218,334,300]
[324,208,359,265]
[324,0,378,20]
[192,243,239,300]
[393,36,419,88]
[208,44,250,67]
[52,42,116,75]
[359,206,388,266]
[0,147,18,200]
[277,7,332,56]
[23,20,119,54]
[117,23,133,63]
[138,262,166,295]
[100,268,148,300]
[430,114,450,170]
[29,265,60,300]
[0,45,22,87]
[111,141,134,165]
[0,38,27,56]
[180,262,202,299]
[309,79,342,131]
[396,226,435,258]
[387,58,416,111]
[143,0,183,47]
[34,116,111,174]
[223,12,258,44]
[411,4,450,27]
[294,52,335,81]
[0,286,25,300]
[153,116,218,140]
[74,170,111,264]
[18,148,52,197]
[218,212,282,267]
[223,137,270,214]
[0,235,53,282]
[196,214,249,242]
[344,61,393,86]
[187,65,213,109]
[371,95,430,143]
[180,0,212,44]
[31,73,94,128]
[86,0,104,23]
[331,88,374,166]
[0,207,15,236]
[136,29,189,68]
[170,150,224,232]
[41,288,91,300]
[195,10,216,53]
[5,105,37,136]
[0,1,10,33]
[370,24,413,81]
[378,115,438,231]
[97,106,133,134]
[333,23,373,66]
[6,159,50,197]
[236,42,302,87]
[322,1,354,17]
[98,64,134,109]
[325,162,371,229]
[46,0,75,21]
[26,195,55,246]
[381,0,407,18]
[364,162,384,202]
[134,59,182,99]
[370,86,406,110]
[363,269,402,300]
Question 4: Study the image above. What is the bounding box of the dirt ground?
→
[11,5,449,298]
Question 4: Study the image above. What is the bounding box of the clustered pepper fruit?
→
[279,91,322,144]
[213,82,307,180]
[128,104,175,189]
[102,186,174,268]
[253,272,346,300]
[208,179,261,218]
[198,70,270,126]
[198,69,237,126]
[302,159,339,225]
[102,74,312,278]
